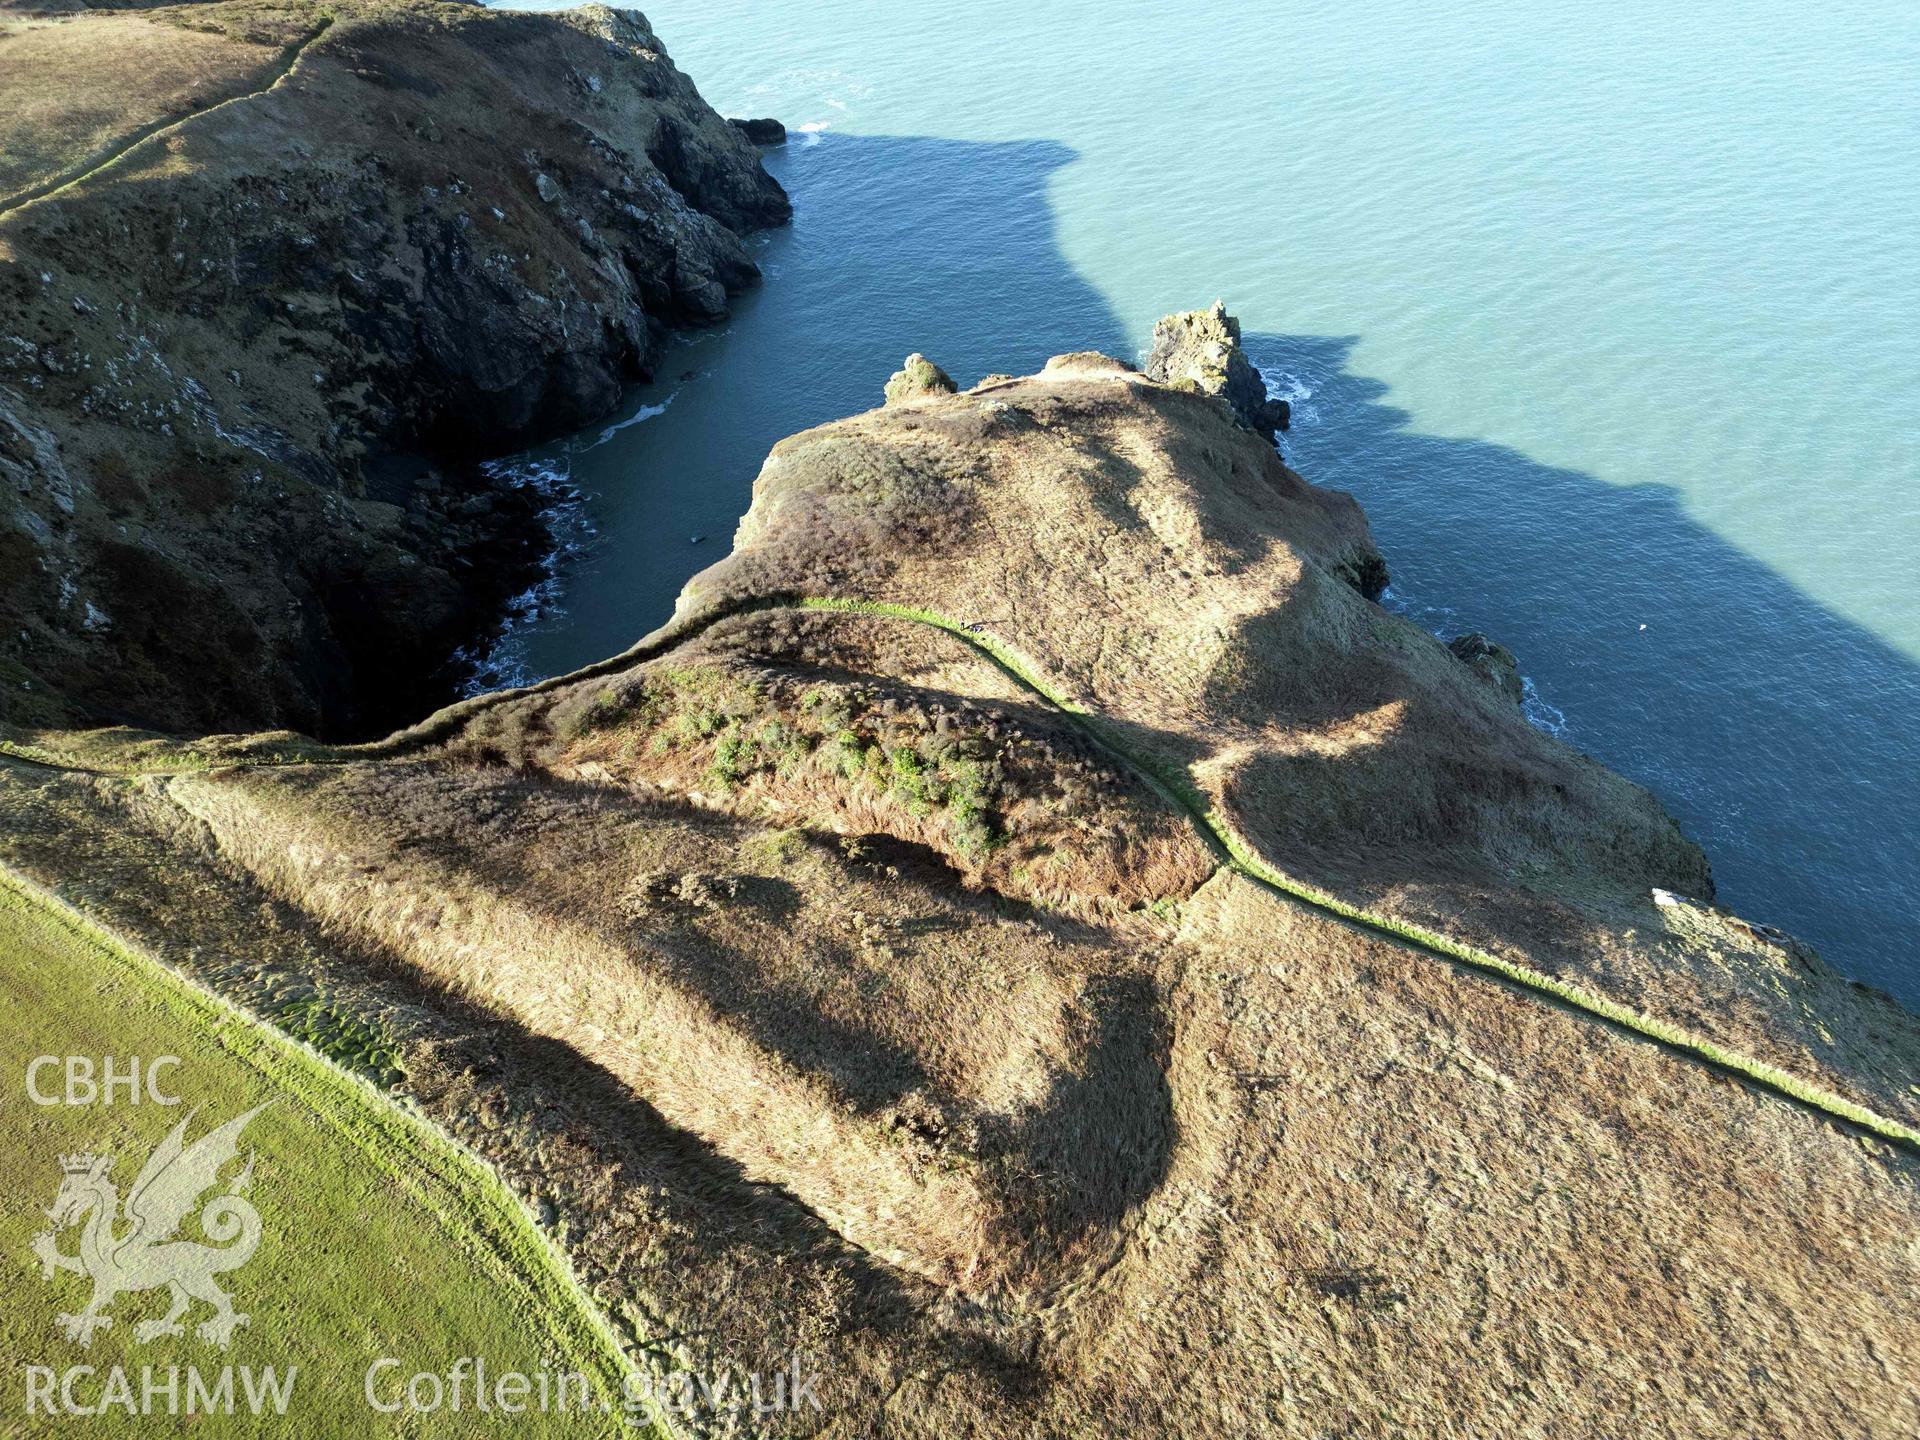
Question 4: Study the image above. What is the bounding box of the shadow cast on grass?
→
[436,764,1176,1234]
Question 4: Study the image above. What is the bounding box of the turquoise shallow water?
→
[492,1,1920,1001]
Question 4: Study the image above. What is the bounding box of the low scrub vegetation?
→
[551,661,1010,859]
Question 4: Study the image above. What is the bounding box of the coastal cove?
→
[5,6,1917,1434]
[488,0,1920,1003]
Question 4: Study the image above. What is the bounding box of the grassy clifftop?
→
[3,332,1914,1437]
[0,4,314,207]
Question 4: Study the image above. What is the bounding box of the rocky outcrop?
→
[0,0,788,737]
[728,116,787,145]
[1448,631,1524,703]
[882,352,959,404]
[1144,300,1292,441]
[695,338,1708,922]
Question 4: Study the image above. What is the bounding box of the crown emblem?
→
[36,1106,266,1350]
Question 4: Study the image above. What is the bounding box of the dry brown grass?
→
[0,347,1914,1436]
[4,701,1915,1436]
[0,11,293,205]
[458,609,1216,915]
[685,360,1920,1133]
[161,753,1180,1304]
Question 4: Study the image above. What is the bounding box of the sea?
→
[489,0,1920,1002]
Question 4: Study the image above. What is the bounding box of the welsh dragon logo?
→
[31,1105,266,1348]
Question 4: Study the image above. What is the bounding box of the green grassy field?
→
[0,876,644,1436]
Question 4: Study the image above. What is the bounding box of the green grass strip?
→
[797,596,1920,1155]
[0,596,806,776]
[0,865,659,1435]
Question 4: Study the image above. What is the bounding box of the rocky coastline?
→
[2,11,1915,1436]
[0,0,788,738]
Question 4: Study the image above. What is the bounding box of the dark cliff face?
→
[0,0,789,738]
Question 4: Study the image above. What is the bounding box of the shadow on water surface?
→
[488,132,1126,684]
[496,131,1918,1002]
[1250,333,1920,999]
